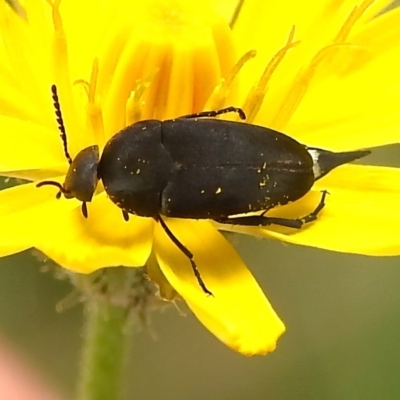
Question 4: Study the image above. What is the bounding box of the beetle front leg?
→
[122,210,130,221]
[81,202,88,218]
[216,191,329,229]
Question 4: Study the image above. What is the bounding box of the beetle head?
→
[37,146,100,218]
[36,86,99,218]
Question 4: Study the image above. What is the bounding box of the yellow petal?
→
[233,0,390,102]
[57,0,109,81]
[153,218,285,355]
[0,78,47,124]
[0,0,54,118]
[231,0,400,150]
[212,0,240,24]
[221,165,400,256]
[0,181,79,256]
[287,6,400,149]
[146,252,178,301]
[0,116,66,179]
[35,191,155,273]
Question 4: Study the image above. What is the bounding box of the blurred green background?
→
[0,145,399,400]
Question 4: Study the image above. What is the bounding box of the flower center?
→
[89,0,237,142]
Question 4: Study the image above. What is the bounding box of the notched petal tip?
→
[153,218,285,355]
[191,298,285,356]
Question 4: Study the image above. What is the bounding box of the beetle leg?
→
[81,202,88,218]
[157,216,214,296]
[174,106,246,121]
[217,191,329,229]
[122,210,130,221]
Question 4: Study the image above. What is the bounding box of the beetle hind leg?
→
[217,190,329,229]
[175,106,246,121]
[157,216,213,296]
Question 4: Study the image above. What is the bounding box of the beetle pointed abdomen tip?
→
[308,148,371,180]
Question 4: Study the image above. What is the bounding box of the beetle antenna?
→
[51,85,73,165]
[36,180,68,199]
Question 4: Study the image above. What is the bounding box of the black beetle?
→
[38,85,370,295]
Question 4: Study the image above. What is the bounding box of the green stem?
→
[77,297,129,400]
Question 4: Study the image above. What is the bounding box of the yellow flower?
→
[0,0,399,356]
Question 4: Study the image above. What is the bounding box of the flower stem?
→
[72,267,153,400]
[77,297,129,400]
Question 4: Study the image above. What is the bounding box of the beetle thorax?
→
[98,121,173,217]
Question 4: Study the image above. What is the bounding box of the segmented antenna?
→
[51,85,72,165]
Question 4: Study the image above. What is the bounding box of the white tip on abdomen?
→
[307,148,322,179]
